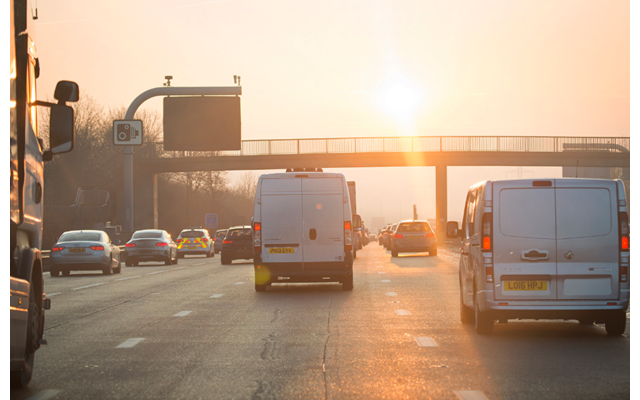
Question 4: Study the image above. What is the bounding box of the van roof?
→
[259,172,344,179]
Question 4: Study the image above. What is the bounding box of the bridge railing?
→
[148,136,629,158]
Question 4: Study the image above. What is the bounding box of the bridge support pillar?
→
[134,172,158,230]
[435,165,447,239]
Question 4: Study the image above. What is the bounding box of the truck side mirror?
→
[353,214,362,229]
[54,80,79,103]
[446,221,460,238]
[49,104,74,155]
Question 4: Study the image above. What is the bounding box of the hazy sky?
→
[25,0,631,226]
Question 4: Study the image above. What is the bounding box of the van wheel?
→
[50,269,60,277]
[429,246,438,256]
[391,250,398,257]
[605,311,626,335]
[342,274,354,291]
[62,270,70,276]
[474,296,494,335]
[460,290,474,324]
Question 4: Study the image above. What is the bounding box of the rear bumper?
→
[477,289,629,320]
[50,255,110,269]
[393,239,436,251]
[255,261,353,282]
[126,249,171,261]
[222,247,254,259]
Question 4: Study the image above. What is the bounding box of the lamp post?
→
[186,172,192,226]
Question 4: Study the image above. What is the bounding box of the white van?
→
[252,168,354,291]
[447,178,629,335]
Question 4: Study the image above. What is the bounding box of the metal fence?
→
[147,136,630,159]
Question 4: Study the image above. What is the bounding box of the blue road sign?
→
[205,213,218,229]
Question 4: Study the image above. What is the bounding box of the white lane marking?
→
[116,338,145,348]
[454,390,490,400]
[148,270,168,275]
[73,283,105,290]
[210,294,224,298]
[25,389,61,400]
[386,292,397,296]
[173,311,192,317]
[116,275,141,281]
[46,293,61,297]
[193,263,205,266]
[381,279,391,283]
[234,282,245,285]
[395,309,411,315]
[173,266,188,270]
[378,271,386,274]
[414,337,438,347]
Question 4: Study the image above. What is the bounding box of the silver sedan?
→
[125,229,178,266]
[49,230,122,276]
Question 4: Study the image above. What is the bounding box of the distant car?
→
[125,229,178,266]
[213,229,228,254]
[221,226,254,265]
[177,227,214,258]
[389,220,437,257]
[384,223,398,249]
[50,230,122,276]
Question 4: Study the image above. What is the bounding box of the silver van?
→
[447,178,629,335]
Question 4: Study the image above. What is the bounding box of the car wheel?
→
[429,246,438,256]
[172,253,178,264]
[114,255,122,273]
[255,283,267,292]
[61,270,70,276]
[460,287,474,324]
[206,250,212,258]
[221,255,231,265]
[605,311,626,335]
[103,262,112,275]
[391,250,398,257]
[474,295,494,335]
[50,269,60,277]
[125,260,132,267]
[178,253,184,259]
[133,261,139,266]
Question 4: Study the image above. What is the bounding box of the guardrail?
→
[145,136,630,159]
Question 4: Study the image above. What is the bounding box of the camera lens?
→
[118,132,127,140]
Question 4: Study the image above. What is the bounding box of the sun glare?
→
[376,73,423,128]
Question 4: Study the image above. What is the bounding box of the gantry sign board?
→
[163,96,241,151]
[113,120,143,145]
[205,213,218,229]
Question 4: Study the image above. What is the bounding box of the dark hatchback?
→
[221,226,254,265]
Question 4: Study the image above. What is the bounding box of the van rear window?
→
[556,188,611,239]
[499,189,555,239]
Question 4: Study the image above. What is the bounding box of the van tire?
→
[460,290,474,324]
[474,296,494,335]
[62,270,70,276]
[50,269,60,277]
[429,246,438,256]
[605,311,626,335]
[391,250,398,257]
[342,274,354,291]
[221,255,231,265]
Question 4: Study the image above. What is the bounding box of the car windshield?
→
[228,229,251,237]
[397,223,432,232]
[181,231,205,238]
[132,231,162,239]
[59,232,102,242]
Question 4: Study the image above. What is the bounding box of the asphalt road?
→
[11,244,630,400]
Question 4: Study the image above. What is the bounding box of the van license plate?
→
[68,248,85,253]
[504,281,548,291]
[268,248,295,254]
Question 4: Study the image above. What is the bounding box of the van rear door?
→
[260,177,303,265]
[555,180,619,300]
[301,177,346,269]
[493,180,558,300]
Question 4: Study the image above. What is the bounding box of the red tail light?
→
[201,238,208,242]
[481,213,492,251]
[156,242,168,247]
[619,212,629,251]
[622,236,629,250]
[223,240,233,244]
[254,222,262,252]
[52,246,65,252]
[125,243,136,247]
[394,234,403,239]
[90,246,104,251]
[344,221,352,251]
[426,232,435,238]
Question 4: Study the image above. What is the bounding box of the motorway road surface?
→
[10,244,630,399]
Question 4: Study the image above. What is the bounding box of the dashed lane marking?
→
[193,263,205,266]
[210,294,224,298]
[73,283,105,291]
[173,311,192,317]
[454,390,490,400]
[414,337,438,347]
[173,266,188,270]
[116,275,141,281]
[381,280,391,283]
[234,282,245,285]
[395,309,411,315]
[386,292,397,296]
[378,271,387,274]
[116,338,145,348]
[46,293,60,297]
[148,270,168,275]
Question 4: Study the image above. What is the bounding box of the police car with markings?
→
[176,227,214,258]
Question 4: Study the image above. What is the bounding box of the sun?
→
[376,72,423,127]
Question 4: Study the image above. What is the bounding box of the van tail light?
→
[620,266,628,282]
[619,212,629,251]
[52,246,64,252]
[125,243,136,247]
[90,245,105,251]
[426,232,435,238]
[223,240,233,244]
[344,221,352,251]
[481,213,492,252]
[156,242,168,247]
[486,267,494,283]
[394,234,403,239]
[254,222,262,252]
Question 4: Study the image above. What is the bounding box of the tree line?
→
[38,94,257,246]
